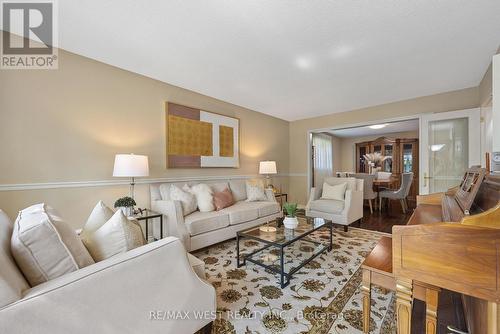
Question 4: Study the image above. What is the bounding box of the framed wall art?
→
[166,102,240,168]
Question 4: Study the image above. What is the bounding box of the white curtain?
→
[312,133,333,187]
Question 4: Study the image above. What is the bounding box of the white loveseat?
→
[151,179,282,251]
[0,209,216,334]
[305,177,364,231]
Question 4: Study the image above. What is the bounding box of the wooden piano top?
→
[393,171,500,303]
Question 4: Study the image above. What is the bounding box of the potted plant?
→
[283,203,299,229]
[114,196,136,217]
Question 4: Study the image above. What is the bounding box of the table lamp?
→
[259,161,277,190]
[113,154,149,199]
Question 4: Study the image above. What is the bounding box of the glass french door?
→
[420,109,481,195]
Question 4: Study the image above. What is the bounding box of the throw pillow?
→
[246,179,267,202]
[321,182,347,201]
[213,188,235,211]
[11,203,95,286]
[170,184,197,216]
[84,210,145,262]
[81,201,114,244]
[190,183,215,212]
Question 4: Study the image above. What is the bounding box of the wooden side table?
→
[132,209,163,241]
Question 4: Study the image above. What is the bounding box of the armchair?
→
[306,177,364,231]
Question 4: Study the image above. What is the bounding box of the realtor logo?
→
[1,0,58,69]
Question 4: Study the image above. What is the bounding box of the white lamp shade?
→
[259,161,277,174]
[113,154,149,177]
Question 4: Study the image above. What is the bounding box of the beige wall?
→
[289,87,480,205]
[0,46,289,227]
[331,134,342,173]
[337,131,419,172]
[1,31,494,223]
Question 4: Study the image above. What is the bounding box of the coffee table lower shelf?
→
[236,219,332,288]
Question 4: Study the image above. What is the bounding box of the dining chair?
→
[378,172,414,213]
[352,173,377,213]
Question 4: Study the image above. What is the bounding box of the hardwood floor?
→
[358,199,416,233]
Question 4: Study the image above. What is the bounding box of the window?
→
[312,133,333,187]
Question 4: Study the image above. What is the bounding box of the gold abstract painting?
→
[219,125,234,157]
[166,102,239,168]
[167,115,213,156]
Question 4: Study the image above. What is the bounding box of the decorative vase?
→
[119,206,134,217]
[283,216,298,229]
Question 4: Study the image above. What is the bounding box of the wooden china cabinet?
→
[355,137,419,201]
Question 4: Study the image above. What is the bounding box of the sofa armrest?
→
[151,200,191,250]
[0,238,216,334]
[343,189,364,222]
[306,187,321,210]
[265,188,278,202]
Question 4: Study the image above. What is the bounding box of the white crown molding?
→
[0,174,291,191]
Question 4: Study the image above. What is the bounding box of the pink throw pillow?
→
[213,188,235,211]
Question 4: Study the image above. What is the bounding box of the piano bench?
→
[361,236,441,334]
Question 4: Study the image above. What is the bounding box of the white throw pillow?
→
[84,210,145,262]
[321,182,347,201]
[11,203,95,286]
[190,183,214,212]
[170,184,197,216]
[81,201,114,244]
[246,179,267,202]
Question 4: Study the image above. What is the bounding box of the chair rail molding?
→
[0,174,290,191]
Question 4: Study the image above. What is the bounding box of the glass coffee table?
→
[236,216,332,288]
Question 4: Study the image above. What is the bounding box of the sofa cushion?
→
[185,211,229,236]
[256,201,281,217]
[229,180,247,201]
[309,199,345,214]
[11,204,95,286]
[84,210,146,262]
[159,183,171,200]
[0,210,30,307]
[222,201,259,225]
[210,182,230,193]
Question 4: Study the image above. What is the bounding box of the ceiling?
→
[25,1,500,120]
[330,119,419,138]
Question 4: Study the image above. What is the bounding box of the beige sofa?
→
[151,179,282,251]
[305,177,364,231]
[0,209,216,334]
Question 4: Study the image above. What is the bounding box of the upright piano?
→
[392,167,500,334]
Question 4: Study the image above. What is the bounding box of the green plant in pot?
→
[114,196,136,217]
[283,203,299,229]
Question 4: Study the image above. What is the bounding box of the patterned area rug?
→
[194,227,396,334]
